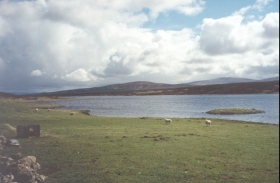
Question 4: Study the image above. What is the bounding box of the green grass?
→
[0,99,279,183]
[206,108,265,115]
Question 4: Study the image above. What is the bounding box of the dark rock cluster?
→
[0,134,47,183]
[0,134,7,149]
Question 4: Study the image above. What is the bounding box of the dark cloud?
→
[245,64,279,76]
[102,53,135,77]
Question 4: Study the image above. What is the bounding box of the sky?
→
[0,0,279,94]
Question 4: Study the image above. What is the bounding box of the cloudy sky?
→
[0,0,279,94]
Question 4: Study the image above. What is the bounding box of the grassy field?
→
[0,98,279,183]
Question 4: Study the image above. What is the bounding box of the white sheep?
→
[205,119,211,126]
[165,118,172,124]
[35,108,38,112]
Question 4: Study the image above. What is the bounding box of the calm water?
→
[37,94,279,124]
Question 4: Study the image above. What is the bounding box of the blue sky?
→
[144,0,279,30]
[0,0,279,93]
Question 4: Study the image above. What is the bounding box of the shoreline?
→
[1,96,278,125]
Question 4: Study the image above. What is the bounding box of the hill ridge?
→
[1,77,278,97]
[20,77,278,96]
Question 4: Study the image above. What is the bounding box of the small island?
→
[206,108,265,115]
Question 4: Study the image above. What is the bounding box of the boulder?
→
[7,139,20,146]
[0,154,47,183]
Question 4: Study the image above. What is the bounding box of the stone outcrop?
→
[0,134,47,183]
[0,154,47,183]
[0,134,7,149]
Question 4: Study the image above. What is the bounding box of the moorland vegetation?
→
[0,97,279,183]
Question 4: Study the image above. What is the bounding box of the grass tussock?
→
[4,124,17,132]
[206,108,265,115]
[0,99,279,183]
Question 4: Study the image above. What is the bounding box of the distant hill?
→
[186,77,255,85]
[31,81,189,96]
[258,77,279,82]
[0,92,17,98]
[98,81,186,91]
[162,80,279,95]
[23,77,279,97]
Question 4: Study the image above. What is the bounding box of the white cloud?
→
[253,0,273,11]
[199,12,279,56]
[0,0,278,93]
[233,6,251,16]
[0,16,11,37]
[262,12,279,38]
[199,15,250,55]
[232,0,273,16]
[30,70,43,76]
[63,68,94,82]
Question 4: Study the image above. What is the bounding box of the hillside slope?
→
[0,92,17,98]
[26,80,279,96]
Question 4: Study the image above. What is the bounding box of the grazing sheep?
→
[165,118,172,124]
[35,108,38,112]
[205,119,211,126]
[70,112,74,115]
